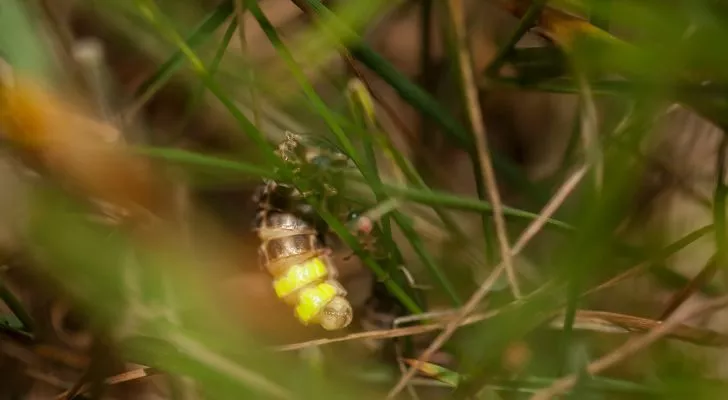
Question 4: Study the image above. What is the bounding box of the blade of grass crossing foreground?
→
[139,145,573,233]
[140,145,574,234]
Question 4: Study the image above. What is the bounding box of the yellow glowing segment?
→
[273,257,327,298]
[295,282,337,323]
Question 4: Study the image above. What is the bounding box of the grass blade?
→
[131,0,234,112]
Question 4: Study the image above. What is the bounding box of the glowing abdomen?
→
[256,209,353,330]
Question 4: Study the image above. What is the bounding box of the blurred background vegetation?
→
[1,0,728,398]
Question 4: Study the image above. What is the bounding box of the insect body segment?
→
[255,180,353,331]
[273,257,328,298]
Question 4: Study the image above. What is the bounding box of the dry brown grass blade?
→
[446,0,520,299]
[550,310,728,346]
[582,263,649,298]
[32,344,91,370]
[582,225,714,299]
[530,295,728,400]
[276,310,496,352]
[277,303,728,353]
[659,254,718,320]
[502,0,615,50]
[386,164,589,398]
[54,366,163,399]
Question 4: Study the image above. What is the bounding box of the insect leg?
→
[398,265,433,291]
[318,249,340,281]
[257,244,269,272]
[325,278,348,296]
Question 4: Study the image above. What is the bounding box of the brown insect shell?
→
[255,210,317,241]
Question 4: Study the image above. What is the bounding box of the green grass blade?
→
[0,0,59,84]
[133,0,234,106]
[379,184,573,231]
[345,80,463,305]
[136,146,573,231]
[393,213,463,305]
[345,81,398,258]
[347,79,468,238]
[245,0,363,167]
[173,17,239,138]
[132,146,274,178]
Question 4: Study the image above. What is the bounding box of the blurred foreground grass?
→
[1,0,728,399]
